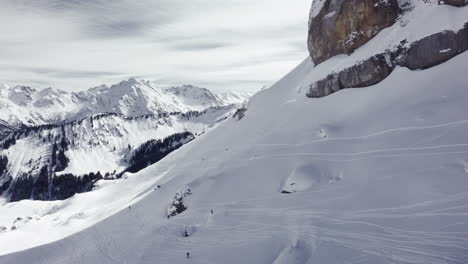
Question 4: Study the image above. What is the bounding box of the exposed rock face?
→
[335,53,395,88]
[306,0,468,97]
[405,30,465,70]
[308,0,401,65]
[442,0,468,7]
[459,23,468,51]
[308,26,468,98]
[308,53,396,97]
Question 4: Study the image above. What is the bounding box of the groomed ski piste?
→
[1,3,468,264]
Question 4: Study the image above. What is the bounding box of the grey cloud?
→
[0,0,311,93]
[0,65,123,79]
[169,41,230,51]
[6,0,177,39]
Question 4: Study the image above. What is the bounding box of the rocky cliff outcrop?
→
[308,0,401,65]
[405,26,468,70]
[307,0,468,98]
[442,0,468,7]
[308,25,468,98]
[308,53,396,97]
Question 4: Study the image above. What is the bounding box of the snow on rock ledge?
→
[307,24,468,98]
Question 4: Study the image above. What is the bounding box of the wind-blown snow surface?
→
[1,48,468,263]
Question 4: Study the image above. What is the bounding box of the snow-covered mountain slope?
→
[1,2,468,263]
[0,79,249,127]
[2,24,468,264]
[3,52,468,263]
[0,105,236,202]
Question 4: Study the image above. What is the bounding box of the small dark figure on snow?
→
[128,206,131,210]
[186,252,190,259]
[185,229,189,237]
[210,210,214,215]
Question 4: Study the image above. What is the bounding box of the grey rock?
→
[308,53,395,98]
[308,0,401,65]
[440,0,468,7]
[457,23,468,52]
[338,54,394,88]
[307,26,468,98]
[406,30,460,70]
[308,74,341,98]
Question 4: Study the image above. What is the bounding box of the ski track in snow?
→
[130,118,468,263]
[255,119,468,147]
[154,193,468,264]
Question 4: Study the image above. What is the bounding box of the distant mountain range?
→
[0,78,250,128]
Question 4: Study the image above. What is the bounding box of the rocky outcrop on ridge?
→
[307,1,468,98]
[308,0,401,65]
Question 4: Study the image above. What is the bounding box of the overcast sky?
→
[0,0,311,93]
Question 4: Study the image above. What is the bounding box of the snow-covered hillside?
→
[0,105,237,202]
[0,78,249,203]
[3,52,468,263]
[0,78,249,127]
[1,2,467,264]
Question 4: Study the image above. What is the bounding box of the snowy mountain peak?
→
[86,84,109,94]
[112,77,145,90]
[126,77,138,84]
[0,79,251,127]
[166,84,223,105]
